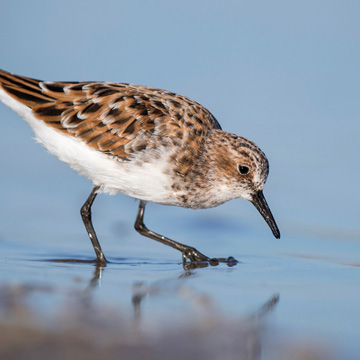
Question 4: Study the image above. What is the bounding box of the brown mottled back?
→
[0,70,221,160]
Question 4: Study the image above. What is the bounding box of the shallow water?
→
[1,1,360,357]
[0,184,359,359]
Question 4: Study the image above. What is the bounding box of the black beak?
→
[251,190,280,239]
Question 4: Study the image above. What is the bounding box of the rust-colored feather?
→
[0,70,221,160]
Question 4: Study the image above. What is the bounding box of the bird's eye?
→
[238,165,250,175]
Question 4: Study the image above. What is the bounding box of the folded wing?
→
[0,70,221,160]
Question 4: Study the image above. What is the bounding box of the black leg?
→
[80,186,107,264]
[134,200,210,264]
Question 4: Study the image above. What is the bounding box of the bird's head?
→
[207,130,280,239]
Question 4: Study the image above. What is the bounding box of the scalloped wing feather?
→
[0,70,221,160]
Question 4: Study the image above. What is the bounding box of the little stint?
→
[0,70,280,266]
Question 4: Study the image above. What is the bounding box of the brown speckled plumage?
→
[0,70,220,160]
[0,69,280,264]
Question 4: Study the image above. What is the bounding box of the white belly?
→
[0,88,175,203]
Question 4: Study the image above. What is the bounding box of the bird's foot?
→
[182,246,210,263]
[182,247,238,269]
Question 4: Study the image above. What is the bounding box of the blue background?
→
[0,1,359,241]
[0,1,359,358]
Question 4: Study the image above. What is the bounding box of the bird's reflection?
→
[30,259,280,360]
[78,262,279,360]
[130,274,279,360]
[81,264,105,307]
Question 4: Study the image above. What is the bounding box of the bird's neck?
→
[170,129,234,209]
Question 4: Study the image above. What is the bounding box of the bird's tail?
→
[0,69,54,110]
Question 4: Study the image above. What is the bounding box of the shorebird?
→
[0,70,280,266]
